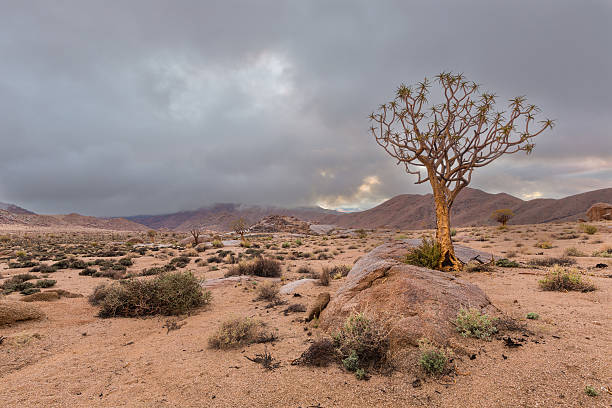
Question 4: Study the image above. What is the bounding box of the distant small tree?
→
[190,229,201,245]
[147,230,157,242]
[491,209,514,226]
[231,218,248,242]
[371,72,553,270]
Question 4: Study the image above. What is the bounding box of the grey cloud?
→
[0,0,610,216]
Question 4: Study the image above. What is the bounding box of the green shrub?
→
[455,308,497,339]
[581,224,597,235]
[538,266,596,292]
[418,338,450,375]
[35,279,56,288]
[333,313,388,371]
[207,317,276,349]
[592,247,612,258]
[529,257,575,267]
[93,271,210,317]
[1,274,38,294]
[526,312,539,320]
[342,349,360,372]
[534,241,553,249]
[354,368,367,380]
[585,385,598,397]
[403,237,442,269]
[211,240,224,248]
[495,258,519,268]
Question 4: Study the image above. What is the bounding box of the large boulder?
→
[320,240,494,348]
[586,203,612,221]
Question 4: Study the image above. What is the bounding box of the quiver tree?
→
[371,72,553,271]
[190,229,201,245]
[230,217,248,242]
[491,209,514,226]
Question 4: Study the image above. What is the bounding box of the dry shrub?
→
[296,266,314,275]
[0,301,44,325]
[333,313,389,372]
[319,267,331,286]
[539,266,596,292]
[208,317,276,349]
[92,271,211,318]
[283,303,306,315]
[255,282,279,301]
[21,292,60,302]
[292,338,337,367]
[225,257,281,278]
[529,257,576,267]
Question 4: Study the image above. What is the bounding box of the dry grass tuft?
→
[208,317,276,349]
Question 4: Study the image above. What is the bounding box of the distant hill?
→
[127,204,337,232]
[127,187,612,231]
[0,202,36,215]
[0,202,148,231]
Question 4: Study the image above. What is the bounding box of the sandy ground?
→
[0,222,611,407]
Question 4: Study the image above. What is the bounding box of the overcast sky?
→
[0,1,610,216]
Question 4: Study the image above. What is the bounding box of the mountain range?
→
[1,187,610,232]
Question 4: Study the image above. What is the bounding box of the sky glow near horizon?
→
[0,1,610,216]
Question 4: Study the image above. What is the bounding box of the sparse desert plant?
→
[93,271,210,317]
[418,338,451,375]
[581,224,597,235]
[592,247,612,258]
[225,257,281,278]
[255,282,279,301]
[207,317,276,349]
[529,257,575,267]
[491,209,514,226]
[333,313,389,372]
[495,258,519,268]
[584,385,599,397]
[230,217,248,242]
[564,247,586,257]
[211,240,224,248]
[534,241,553,249]
[403,237,442,270]
[319,267,331,286]
[292,338,336,367]
[526,312,539,320]
[455,307,497,339]
[538,265,596,292]
[356,229,367,239]
[296,265,314,275]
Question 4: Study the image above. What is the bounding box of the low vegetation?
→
[538,266,596,292]
[90,271,211,317]
[403,237,442,269]
[207,317,276,349]
[418,338,452,375]
[225,257,282,277]
[455,307,498,339]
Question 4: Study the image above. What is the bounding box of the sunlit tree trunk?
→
[429,175,462,271]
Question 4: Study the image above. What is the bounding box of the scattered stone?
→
[279,279,317,295]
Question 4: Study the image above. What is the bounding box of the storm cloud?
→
[0,0,610,216]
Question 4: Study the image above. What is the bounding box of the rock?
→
[306,292,330,322]
[0,301,44,325]
[250,215,311,234]
[586,202,612,221]
[309,224,336,235]
[279,279,317,295]
[319,240,494,347]
[21,292,60,302]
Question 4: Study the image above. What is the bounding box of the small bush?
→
[94,271,210,317]
[35,279,56,288]
[496,258,519,268]
[211,240,224,248]
[585,385,599,397]
[333,313,389,371]
[291,338,336,366]
[529,257,576,267]
[534,241,553,249]
[296,266,314,275]
[255,282,279,301]
[526,312,539,320]
[418,338,450,375]
[225,257,281,278]
[581,224,597,235]
[592,247,612,258]
[403,237,442,269]
[455,308,497,339]
[319,267,331,286]
[564,247,586,257]
[208,317,276,349]
[538,266,596,292]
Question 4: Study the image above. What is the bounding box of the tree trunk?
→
[430,180,462,271]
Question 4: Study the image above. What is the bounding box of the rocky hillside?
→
[127,187,612,231]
